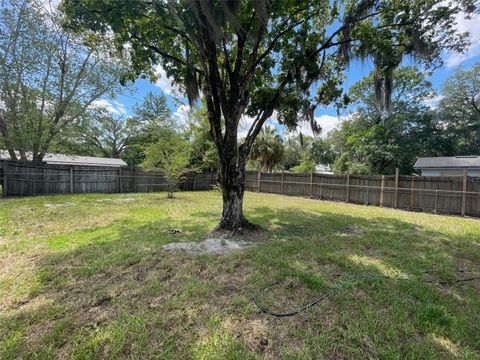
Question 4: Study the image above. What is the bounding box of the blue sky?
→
[99,10,480,139]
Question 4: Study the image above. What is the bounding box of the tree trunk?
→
[0,126,17,161]
[32,151,45,164]
[216,151,258,234]
[35,152,46,163]
[19,149,27,161]
[4,148,17,161]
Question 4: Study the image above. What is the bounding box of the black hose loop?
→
[253,270,479,317]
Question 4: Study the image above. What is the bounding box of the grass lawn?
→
[1,191,479,359]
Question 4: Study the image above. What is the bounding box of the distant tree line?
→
[141,61,480,177]
[327,63,480,175]
[247,63,480,175]
[3,59,479,178]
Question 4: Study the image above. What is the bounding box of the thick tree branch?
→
[253,5,312,69]
[130,34,204,75]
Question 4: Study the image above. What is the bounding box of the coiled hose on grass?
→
[253,270,480,317]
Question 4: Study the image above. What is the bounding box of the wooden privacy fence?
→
[0,161,216,196]
[2,160,480,218]
[245,170,480,218]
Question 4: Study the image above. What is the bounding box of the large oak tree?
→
[62,0,475,233]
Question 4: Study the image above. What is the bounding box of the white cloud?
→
[238,112,343,140]
[38,0,60,13]
[173,104,191,124]
[237,112,279,139]
[293,114,343,139]
[154,65,181,95]
[238,114,256,138]
[317,114,344,138]
[35,99,55,112]
[423,94,444,109]
[111,101,127,115]
[444,11,480,67]
[90,99,127,116]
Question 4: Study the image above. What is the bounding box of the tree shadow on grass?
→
[1,206,479,359]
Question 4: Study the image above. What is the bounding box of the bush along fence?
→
[0,161,216,197]
[244,169,480,218]
[2,160,480,218]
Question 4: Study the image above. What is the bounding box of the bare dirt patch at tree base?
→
[162,238,255,255]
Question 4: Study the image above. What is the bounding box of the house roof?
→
[414,156,480,169]
[0,150,127,167]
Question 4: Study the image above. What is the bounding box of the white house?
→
[413,156,480,177]
[0,150,127,167]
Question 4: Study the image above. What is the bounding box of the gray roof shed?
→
[0,150,127,167]
[414,156,480,169]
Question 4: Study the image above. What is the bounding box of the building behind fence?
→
[1,160,480,218]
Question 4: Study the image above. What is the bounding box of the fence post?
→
[477,179,480,216]
[380,175,385,207]
[257,172,261,192]
[116,168,120,193]
[435,189,438,214]
[133,167,137,193]
[32,171,36,196]
[366,183,369,205]
[409,176,416,210]
[2,162,7,197]
[461,168,467,216]
[281,170,285,194]
[43,167,47,194]
[309,171,314,198]
[318,174,322,200]
[192,173,196,191]
[69,166,74,194]
[394,168,399,208]
[346,173,350,203]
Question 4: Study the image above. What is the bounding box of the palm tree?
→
[249,126,284,172]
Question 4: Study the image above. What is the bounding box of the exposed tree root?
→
[213,216,261,236]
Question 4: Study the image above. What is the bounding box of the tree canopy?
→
[329,66,449,174]
[142,129,195,198]
[438,62,480,155]
[248,126,284,172]
[186,106,219,173]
